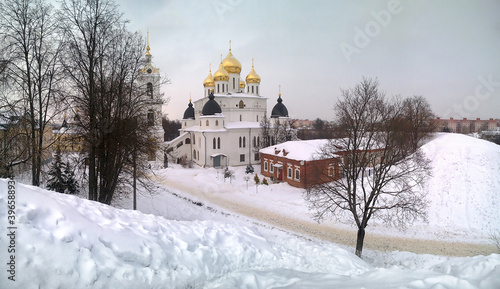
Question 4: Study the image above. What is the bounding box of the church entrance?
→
[213,155,221,167]
[211,153,227,168]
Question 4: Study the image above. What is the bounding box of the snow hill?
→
[1,179,500,288]
[0,133,499,288]
[421,133,500,236]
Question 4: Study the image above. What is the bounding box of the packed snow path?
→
[151,174,495,257]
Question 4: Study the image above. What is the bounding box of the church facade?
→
[167,44,289,168]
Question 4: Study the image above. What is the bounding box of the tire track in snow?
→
[152,175,496,257]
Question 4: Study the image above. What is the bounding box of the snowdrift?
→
[420,133,500,235]
[1,178,500,288]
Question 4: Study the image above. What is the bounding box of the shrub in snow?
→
[254,173,260,185]
[47,150,79,194]
[262,178,269,185]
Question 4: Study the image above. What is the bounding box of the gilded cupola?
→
[203,65,215,87]
[213,60,230,82]
[222,41,242,74]
[245,59,261,84]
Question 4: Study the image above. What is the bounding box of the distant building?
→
[0,112,52,176]
[52,114,85,153]
[291,119,314,129]
[435,117,499,133]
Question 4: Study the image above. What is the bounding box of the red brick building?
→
[259,140,344,188]
[260,139,386,188]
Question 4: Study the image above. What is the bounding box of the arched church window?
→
[233,78,235,90]
[256,86,258,95]
[257,136,260,147]
[217,137,221,149]
[253,136,256,147]
[193,150,196,159]
[238,100,244,109]
[243,136,246,148]
[239,137,242,148]
[251,86,254,94]
[213,138,216,149]
[147,82,153,98]
[217,84,220,93]
[215,120,219,126]
[185,138,191,144]
[147,110,154,126]
[206,120,209,126]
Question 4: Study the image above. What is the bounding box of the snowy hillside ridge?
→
[418,133,500,235]
[1,178,500,288]
[0,179,368,288]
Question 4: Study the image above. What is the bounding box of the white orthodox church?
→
[166,43,290,168]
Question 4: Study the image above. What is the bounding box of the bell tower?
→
[138,31,164,164]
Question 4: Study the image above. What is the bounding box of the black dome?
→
[201,92,222,115]
[271,95,288,118]
[183,101,195,119]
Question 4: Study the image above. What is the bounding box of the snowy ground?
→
[1,133,499,288]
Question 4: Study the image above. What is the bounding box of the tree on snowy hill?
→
[47,149,79,194]
[0,0,64,186]
[47,150,66,193]
[305,78,431,258]
[401,96,436,151]
[58,0,167,205]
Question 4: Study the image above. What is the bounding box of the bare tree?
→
[273,119,296,144]
[0,0,62,185]
[305,78,431,258]
[59,0,164,205]
[402,95,436,151]
[58,0,121,201]
[259,113,272,149]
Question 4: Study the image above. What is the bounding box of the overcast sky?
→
[118,0,500,121]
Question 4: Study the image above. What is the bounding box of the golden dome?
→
[245,59,261,84]
[222,42,241,74]
[203,66,215,87]
[222,51,242,74]
[239,80,246,88]
[213,62,229,81]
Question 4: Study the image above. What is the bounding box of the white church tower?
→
[138,31,164,166]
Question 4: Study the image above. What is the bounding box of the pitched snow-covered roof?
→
[259,139,334,161]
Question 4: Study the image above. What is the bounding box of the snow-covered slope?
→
[1,177,500,288]
[1,133,500,288]
[420,133,500,235]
